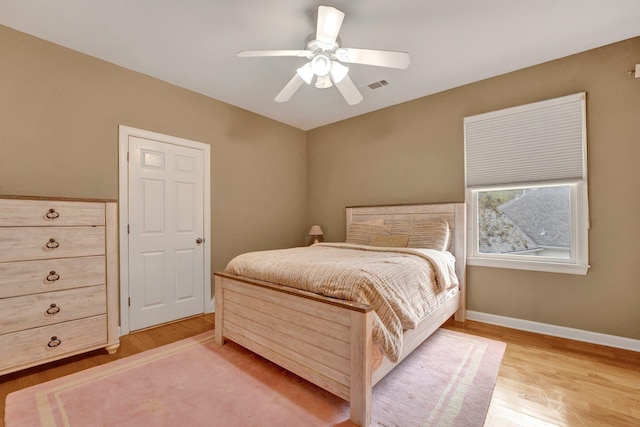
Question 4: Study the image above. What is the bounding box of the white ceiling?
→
[1,1,639,130]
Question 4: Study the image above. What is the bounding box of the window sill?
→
[467,257,590,275]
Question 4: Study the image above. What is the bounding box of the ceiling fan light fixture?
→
[315,74,333,88]
[296,62,314,84]
[311,54,332,76]
[330,61,349,83]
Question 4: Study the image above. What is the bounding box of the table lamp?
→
[308,225,324,244]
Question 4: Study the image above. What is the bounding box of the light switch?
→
[636,64,640,78]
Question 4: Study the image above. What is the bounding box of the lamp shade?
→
[308,225,324,236]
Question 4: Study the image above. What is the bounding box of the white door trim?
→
[118,125,212,336]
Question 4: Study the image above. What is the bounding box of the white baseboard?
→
[466,310,640,353]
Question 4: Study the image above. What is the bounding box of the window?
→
[464,93,589,274]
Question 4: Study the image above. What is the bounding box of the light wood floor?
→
[442,319,640,426]
[1,314,638,426]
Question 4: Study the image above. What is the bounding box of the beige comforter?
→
[224,242,459,362]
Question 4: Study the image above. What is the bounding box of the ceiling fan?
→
[238,5,411,105]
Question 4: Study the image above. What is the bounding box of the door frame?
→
[118,125,212,335]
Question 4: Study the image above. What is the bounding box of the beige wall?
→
[0,25,307,274]
[3,22,638,341]
[308,37,640,340]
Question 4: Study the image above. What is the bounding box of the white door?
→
[128,136,205,331]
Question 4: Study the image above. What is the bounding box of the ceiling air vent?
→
[367,80,389,90]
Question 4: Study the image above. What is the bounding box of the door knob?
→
[196,237,203,244]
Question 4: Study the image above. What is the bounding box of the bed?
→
[214,203,466,426]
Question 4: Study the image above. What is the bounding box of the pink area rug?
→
[5,328,505,426]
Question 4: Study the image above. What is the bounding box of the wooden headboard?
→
[346,203,466,318]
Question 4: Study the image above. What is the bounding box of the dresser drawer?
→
[0,226,105,263]
[0,199,105,227]
[0,286,106,334]
[0,315,107,371]
[0,256,105,298]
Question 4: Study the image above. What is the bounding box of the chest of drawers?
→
[0,196,119,375]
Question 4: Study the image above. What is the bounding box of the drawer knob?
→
[45,208,60,219]
[46,303,61,315]
[45,238,60,249]
[46,271,60,282]
[48,336,62,348]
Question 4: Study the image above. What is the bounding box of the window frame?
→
[467,181,589,275]
[464,92,589,275]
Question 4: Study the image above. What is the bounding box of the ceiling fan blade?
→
[335,48,411,69]
[316,6,345,45]
[334,74,363,105]
[275,73,304,102]
[238,50,312,58]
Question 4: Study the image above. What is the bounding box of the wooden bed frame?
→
[214,203,466,426]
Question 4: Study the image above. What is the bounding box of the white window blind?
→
[465,92,586,188]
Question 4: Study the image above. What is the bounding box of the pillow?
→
[346,223,392,245]
[370,234,409,248]
[391,219,450,251]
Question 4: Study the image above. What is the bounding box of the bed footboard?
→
[215,272,374,426]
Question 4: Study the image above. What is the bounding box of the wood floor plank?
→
[1,314,638,427]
